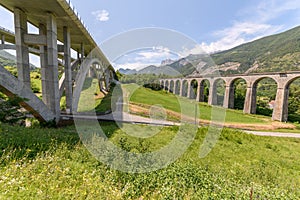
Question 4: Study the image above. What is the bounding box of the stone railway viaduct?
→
[161,71,300,122]
[0,0,116,123]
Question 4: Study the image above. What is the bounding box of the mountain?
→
[118,26,300,77]
[192,25,300,76]
[118,68,137,75]
[0,50,37,69]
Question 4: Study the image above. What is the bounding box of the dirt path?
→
[129,103,296,131]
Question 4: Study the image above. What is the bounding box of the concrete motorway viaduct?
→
[0,0,116,123]
[161,71,300,122]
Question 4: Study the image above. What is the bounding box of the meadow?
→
[0,122,299,199]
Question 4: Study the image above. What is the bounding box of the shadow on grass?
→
[0,124,80,166]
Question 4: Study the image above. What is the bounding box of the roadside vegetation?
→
[0,122,299,199]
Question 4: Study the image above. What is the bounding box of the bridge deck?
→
[0,27,15,44]
[1,0,97,55]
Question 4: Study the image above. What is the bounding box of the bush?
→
[288,113,300,123]
[143,83,162,91]
[256,106,273,117]
[0,96,26,125]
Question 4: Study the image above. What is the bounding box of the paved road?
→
[244,130,300,138]
[61,112,181,126]
[61,112,300,138]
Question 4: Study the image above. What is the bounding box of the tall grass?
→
[0,122,299,199]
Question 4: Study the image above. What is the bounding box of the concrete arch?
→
[284,75,300,89]
[272,75,300,122]
[160,80,165,89]
[169,80,175,93]
[72,58,111,113]
[165,80,169,91]
[224,78,247,109]
[0,66,55,122]
[244,76,278,115]
[252,76,279,89]
[208,78,225,106]
[181,80,188,97]
[199,79,210,103]
[175,80,181,95]
[189,79,198,99]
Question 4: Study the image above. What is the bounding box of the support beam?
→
[14,8,30,88]
[179,80,184,97]
[272,86,289,122]
[208,81,217,105]
[40,14,60,121]
[243,84,257,114]
[64,26,72,113]
[223,84,235,109]
[1,34,4,44]
[24,34,47,45]
[196,82,201,101]
[187,80,191,98]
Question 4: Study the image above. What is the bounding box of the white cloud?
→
[113,62,157,70]
[113,47,179,70]
[92,10,110,22]
[199,0,300,53]
[200,22,282,53]
[135,47,173,61]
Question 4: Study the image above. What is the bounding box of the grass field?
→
[0,122,299,199]
[123,84,280,126]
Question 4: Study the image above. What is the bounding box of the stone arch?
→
[165,80,169,91]
[160,80,165,89]
[225,78,247,109]
[175,80,181,95]
[189,79,198,99]
[244,76,278,115]
[274,75,300,122]
[181,80,188,97]
[210,78,225,106]
[169,80,175,93]
[199,79,210,103]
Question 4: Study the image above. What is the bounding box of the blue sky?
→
[1,0,300,69]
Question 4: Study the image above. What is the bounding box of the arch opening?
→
[231,78,247,110]
[169,80,175,93]
[286,77,300,122]
[182,80,188,97]
[190,79,198,99]
[254,77,278,116]
[175,80,181,95]
[199,79,210,103]
[214,78,225,106]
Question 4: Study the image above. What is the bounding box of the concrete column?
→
[243,83,257,114]
[272,85,289,122]
[1,35,4,44]
[14,8,30,88]
[40,13,60,120]
[208,80,217,105]
[105,69,110,90]
[187,80,191,98]
[173,81,176,94]
[179,80,183,96]
[196,81,201,101]
[39,24,47,103]
[223,84,235,109]
[63,26,72,113]
[199,82,205,102]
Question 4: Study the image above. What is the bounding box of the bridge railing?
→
[0,26,14,35]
